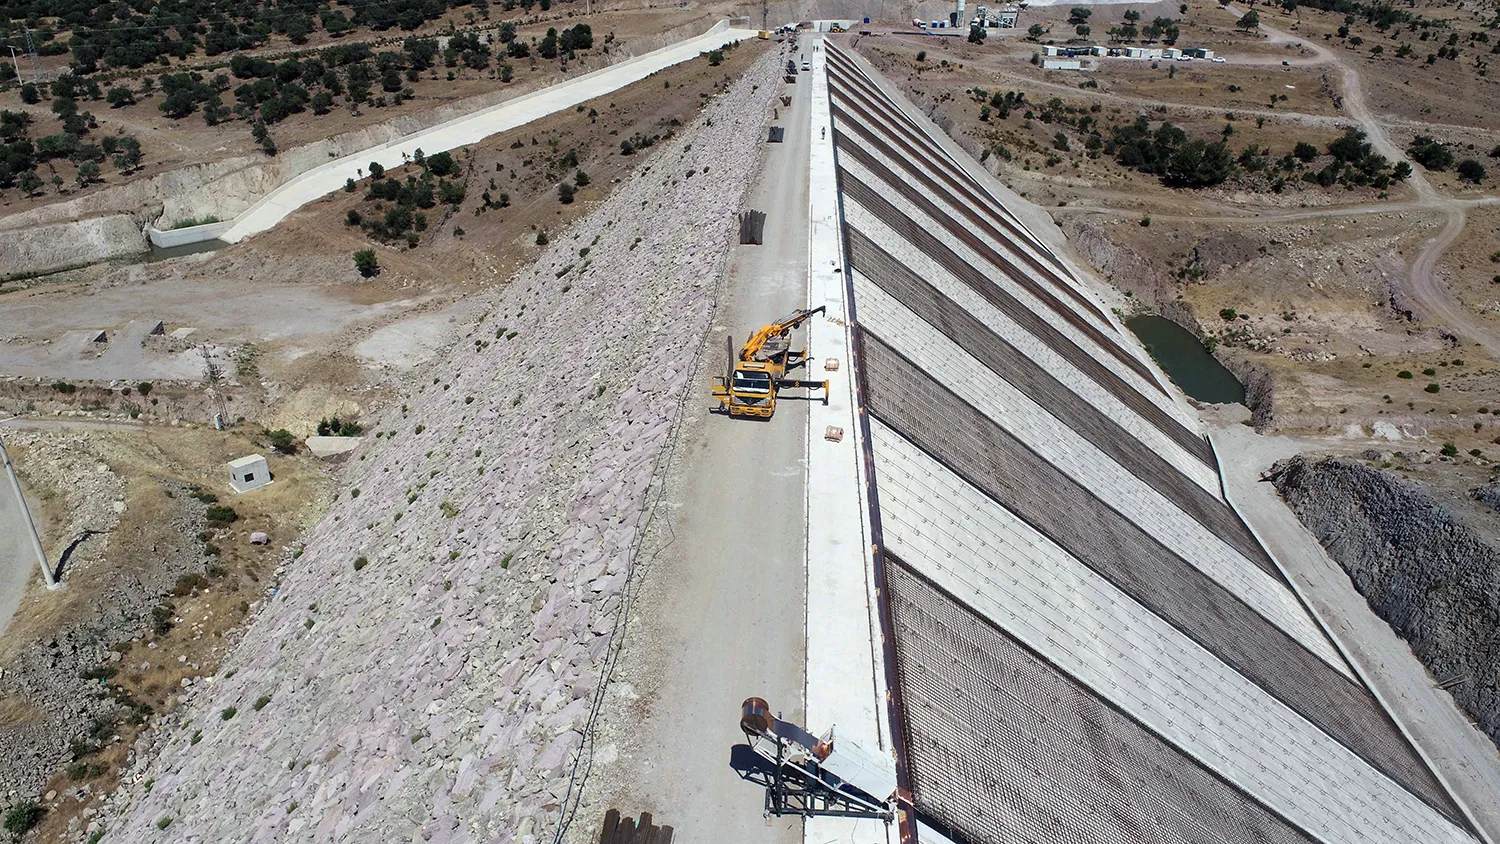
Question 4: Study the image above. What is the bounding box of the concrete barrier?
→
[147,220,234,248]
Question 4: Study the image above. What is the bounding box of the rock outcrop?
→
[1269,455,1500,747]
[89,49,776,844]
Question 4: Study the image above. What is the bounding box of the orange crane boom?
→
[711,306,829,418]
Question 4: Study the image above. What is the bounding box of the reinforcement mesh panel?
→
[860,335,1461,819]
[886,558,1321,844]
[846,224,1220,482]
[838,156,1161,400]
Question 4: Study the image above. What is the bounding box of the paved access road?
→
[585,34,812,844]
[215,23,759,244]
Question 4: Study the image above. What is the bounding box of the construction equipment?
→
[738,697,896,820]
[711,307,829,418]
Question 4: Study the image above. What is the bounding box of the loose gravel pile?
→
[89,48,776,844]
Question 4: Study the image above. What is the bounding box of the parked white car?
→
[1212,56,1227,63]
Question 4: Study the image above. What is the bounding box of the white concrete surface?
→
[849,269,1347,672]
[871,420,1474,844]
[841,154,1196,434]
[228,454,271,493]
[803,36,895,844]
[1212,424,1500,844]
[827,44,1201,427]
[304,435,363,457]
[147,219,233,247]
[214,23,758,244]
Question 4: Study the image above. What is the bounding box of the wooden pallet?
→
[598,809,673,844]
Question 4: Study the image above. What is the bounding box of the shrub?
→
[137,381,152,395]
[253,695,272,711]
[171,572,209,596]
[574,170,590,186]
[1397,370,1413,378]
[1457,159,1487,183]
[221,707,237,721]
[353,555,369,571]
[3,802,42,837]
[1408,136,1454,171]
[1425,383,1441,393]
[151,602,175,635]
[916,50,927,62]
[267,429,297,454]
[354,249,380,277]
[1441,442,1458,456]
[1219,308,1237,320]
[536,231,549,246]
[317,417,363,437]
[558,182,575,204]
[52,380,78,393]
[205,505,239,524]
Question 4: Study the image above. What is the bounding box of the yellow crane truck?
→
[711,306,829,418]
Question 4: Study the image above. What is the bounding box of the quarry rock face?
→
[93,49,775,844]
[1270,455,1500,747]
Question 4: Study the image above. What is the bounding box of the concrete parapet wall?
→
[146,220,234,248]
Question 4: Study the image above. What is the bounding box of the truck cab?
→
[713,362,778,417]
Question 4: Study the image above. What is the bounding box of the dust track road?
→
[211,23,759,243]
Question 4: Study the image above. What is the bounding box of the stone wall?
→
[86,48,777,844]
[1269,455,1500,747]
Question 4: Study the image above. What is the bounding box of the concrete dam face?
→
[823,41,1481,844]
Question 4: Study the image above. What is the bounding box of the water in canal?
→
[146,238,227,263]
[1125,315,1246,405]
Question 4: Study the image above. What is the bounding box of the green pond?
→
[1125,315,1246,405]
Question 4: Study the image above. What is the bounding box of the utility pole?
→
[201,346,229,429]
[6,46,21,85]
[0,431,58,589]
[22,26,40,83]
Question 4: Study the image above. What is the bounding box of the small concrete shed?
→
[228,454,271,493]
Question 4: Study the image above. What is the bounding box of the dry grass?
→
[2,424,332,843]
